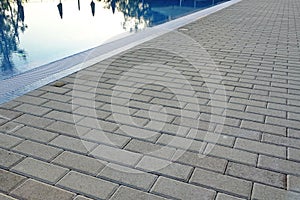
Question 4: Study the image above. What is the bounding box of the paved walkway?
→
[1,0,300,199]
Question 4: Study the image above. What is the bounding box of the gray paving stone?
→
[14,114,54,129]
[0,193,17,200]
[0,101,21,110]
[266,116,300,130]
[287,175,300,193]
[288,128,300,139]
[217,125,261,140]
[226,162,285,188]
[46,121,90,137]
[204,143,258,166]
[0,148,25,169]
[50,135,97,154]
[40,85,70,94]
[111,186,166,200]
[246,106,286,118]
[57,171,118,199]
[157,134,205,153]
[252,183,300,200]
[234,138,286,158]
[78,117,119,132]
[90,145,142,167]
[98,163,157,191]
[0,122,24,134]
[224,110,265,123]
[262,133,300,149]
[187,129,235,147]
[82,129,130,148]
[10,179,75,200]
[44,110,84,124]
[0,133,23,149]
[41,93,71,102]
[52,151,107,175]
[42,101,77,113]
[0,118,8,126]
[172,149,227,173]
[73,196,93,200]
[241,120,286,136]
[74,107,111,119]
[136,156,193,181]
[151,176,215,200]
[216,193,244,200]
[124,139,176,159]
[190,168,252,198]
[0,109,22,120]
[14,104,51,116]
[26,89,46,96]
[230,97,266,108]
[258,155,300,176]
[11,157,68,184]
[14,95,48,105]
[116,124,161,141]
[0,169,26,193]
[12,126,58,143]
[288,148,300,162]
[13,140,62,161]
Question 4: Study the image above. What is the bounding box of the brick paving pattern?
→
[1,0,300,199]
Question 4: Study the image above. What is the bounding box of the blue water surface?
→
[0,0,228,80]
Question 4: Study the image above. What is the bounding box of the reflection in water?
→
[57,1,63,19]
[101,0,156,31]
[91,0,95,16]
[1,0,229,79]
[0,0,27,73]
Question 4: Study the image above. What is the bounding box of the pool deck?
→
[1,0,300,199]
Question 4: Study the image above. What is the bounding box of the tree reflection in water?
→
[100,0,162,31]
[0,0,27,73]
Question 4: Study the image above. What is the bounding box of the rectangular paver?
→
[90,145,142,167]
[0,133,23,149]
[57,171,118,199]
[10,179,75,200]
[0,148,25,169]
[11,157,68,184]
[190,167,252,198]
[13,140,62,161]
[110,186,166,200]
[287,175,300,193]
[151,176,216,200]
[52,151,107,175]
[258,155,300,176]
[204,143,258,166]
[226,162,285,188]
[98,163,157,191]
[0,169,26,193]
[234,138,286,158]
[12,126,58,143]
[124,139,176,159]
[252,183,300,200]
[49,135,97,154]
[136,156,193,182]
[172,149,227,173]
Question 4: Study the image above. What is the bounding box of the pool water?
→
[0,0,228,80]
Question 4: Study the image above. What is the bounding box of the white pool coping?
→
[0,0,242,104]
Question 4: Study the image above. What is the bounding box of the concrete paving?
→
[1,0,300,199]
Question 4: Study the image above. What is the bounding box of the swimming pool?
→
[0,0,230,80]
[0,0,237,104]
